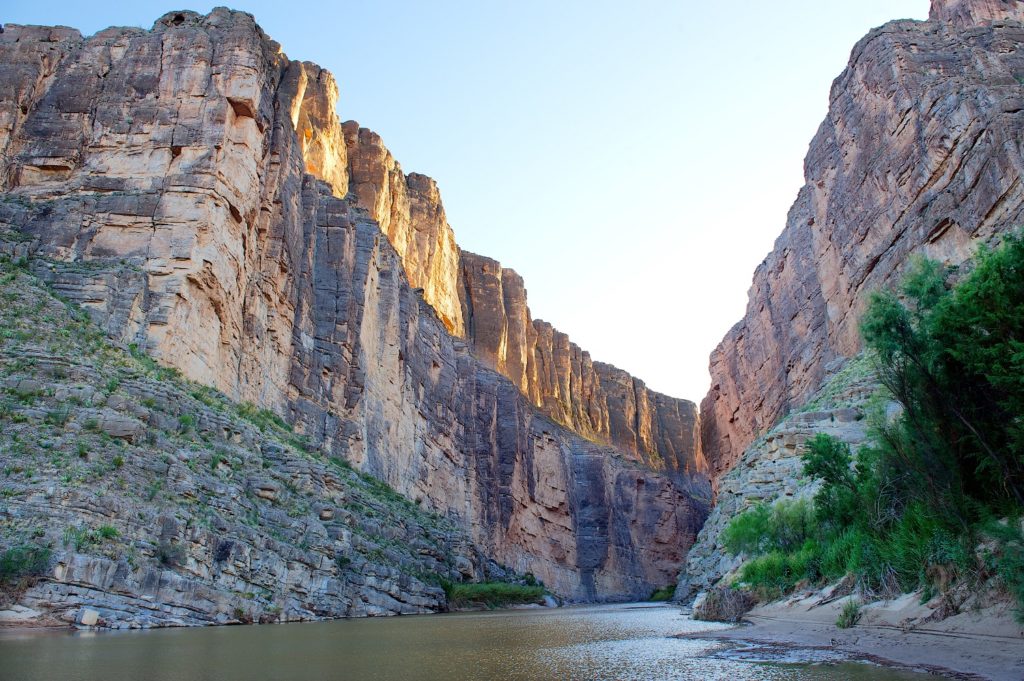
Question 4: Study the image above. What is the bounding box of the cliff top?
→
[930,0,1024,27]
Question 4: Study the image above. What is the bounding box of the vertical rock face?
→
[458,251,707,481]
[930,0,1024,28]
[0,9,708,600]
[342,122,464,336]
[701,3,1024,480]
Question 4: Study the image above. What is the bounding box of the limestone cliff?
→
[0,263,485,627]
[341,122,465,337]
[458,251,706,482]
[336,124,705,484]
[0,9,707,602]
[677,358,877,601]
[701,0,1024,480]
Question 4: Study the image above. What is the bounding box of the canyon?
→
[0,7,708,625]
[1,0,1023,635]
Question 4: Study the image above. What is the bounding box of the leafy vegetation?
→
[648,584,676,601]
[836,599,861,629]
[0,544,51,596]
[723,236,1024,620]
[442,581,545,609]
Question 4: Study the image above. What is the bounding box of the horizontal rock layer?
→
[0,9,708,601]
[701,2,1024,480]
[0,266,484,628]
[458,251,706,482]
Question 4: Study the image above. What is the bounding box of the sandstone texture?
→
[0,8,708,609]
[701,0,1024,480]
[342,122,465,337]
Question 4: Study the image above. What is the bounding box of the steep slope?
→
[701,0,1024,479]
[0,9,707,601]
[340,125,705,481]
[0,260,482,627]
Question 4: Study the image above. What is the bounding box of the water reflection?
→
[0,604,934,681]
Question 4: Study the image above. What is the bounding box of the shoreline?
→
[0,599,643,635]
[680,593,1024,681]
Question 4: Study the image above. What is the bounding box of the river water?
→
[0,603,935,680]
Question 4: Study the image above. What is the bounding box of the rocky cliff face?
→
[0,9,707,602]
[458,251,706,482]
[337,123,705,484]
[0,262,491,628]
[701,0,1024,480]
[341,122,465,337]
[676,357,878,601]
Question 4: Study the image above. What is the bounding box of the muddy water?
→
[0,603,937,680]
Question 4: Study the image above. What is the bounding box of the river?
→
[0,603,936,680]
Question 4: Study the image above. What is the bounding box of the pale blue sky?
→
[4,1,930,401]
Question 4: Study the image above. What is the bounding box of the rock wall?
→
[0,9,707,601]
[458,251,706,481]
[0,267,484,627]
[701,0,1024,480]
[335,125,706,483]
[342,122,464,337]
[677,359,877,601]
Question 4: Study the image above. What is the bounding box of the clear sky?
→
[5,0,930,402]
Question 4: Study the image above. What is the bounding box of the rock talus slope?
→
[701,0,1024,479]
[0,263,483,627]
[0,8,707,605]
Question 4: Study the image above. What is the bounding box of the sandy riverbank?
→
[680,591,1024,680]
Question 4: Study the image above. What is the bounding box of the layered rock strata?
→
[337,124,705,482]
[458,251,706,481]
[701,0,1024,480]
[0,263,484,628]
[341,122,464,337]
[0,9,707,601]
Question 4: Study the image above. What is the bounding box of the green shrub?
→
[44,406,71,427]
[649,584,675,601]
[983,520,1024,622]
[443,581,544,609]
[719,238,1024,613]
[723,499,815,556]
[819,527,871,580]
[736,541,819,600]
[836,599,861,629]
[64,525,119,552]
[96,525,119,540]
[210,450,226,471]
[236,402,291,433]
[0,544,52,591]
